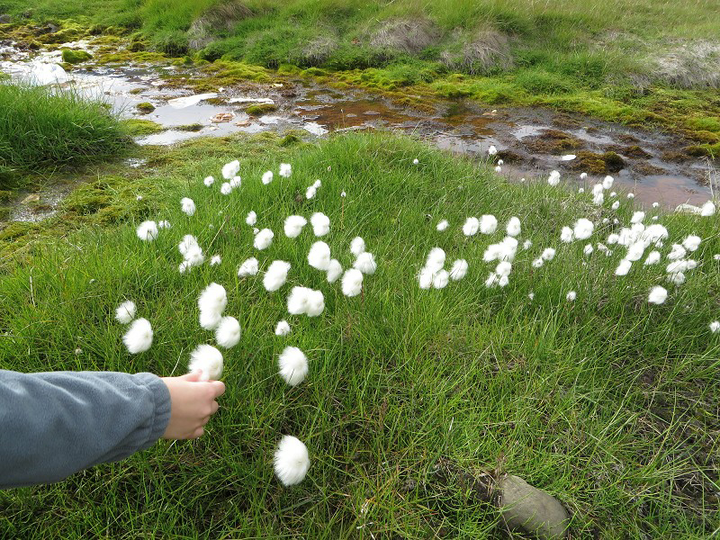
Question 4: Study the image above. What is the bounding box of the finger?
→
[182,370,203,382]
[193,427,205,439]
[210,401,219,415]
[209,380,226,397]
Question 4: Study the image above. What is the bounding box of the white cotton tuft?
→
[627,193,635,199]
[418,268,433,289]
[275,320,291,336]
[220,182,232,195]
[354,252,377,275]
[710,321,720,333]
[573,219,594,240]
[580,172,587,179]
[305,290,325,317]
[122,318,153,354]
[215,316,241,348]
[204,176,215,187]
[488,145,497,155]
[541,248,556,261]
[188,344,223,381]
[287,286,312,315]
[274,435,310,486]
[449,259,468,280]
[210,255,222,266]
[602,175,614,190]
[222,160,240,180]
[238,257,259,277]
[701,201,716,217]
[615,259,632,276]
[278,347,308,386]
[184,245,205,268]
[308,242,331,271]
[178,235,199,256]
[644,251,661,265]
[566,291,576,302]
[648,286,668,305]
[593,192,604,206]
[494,165,502,173]
[115,300,136,324]
[181,197,196,216]
[548,170,560,186]
[432,270,449,289]
[626,241,646,262]
[230,176,241,189]
[611,201,620,210]
[313,180,321,189]
[668,244,687,261]
[262,171,273,185]
[264,260,291,292]
[436,220,449,232]
[310,213,330,236]
[506,217,521,237]
[199,309,222,331]
[350,237,366,257]
[480,215,498,234]
[496,261,512,277]
[532,258,544,268]
[254,228,274,250]
[485,272,499,288]
[341,269,363,297]
[284,215,307,238]
[463,217,479,236]
[305,186,317,199]
[136,221,158,241]
[413,158,419,164]
[179,261,190,274]
[426,248,446,273]
[583,244,594,256]
[279,163,292,178]
[158,220,171,229]
[523,239,532,250]
[682,235,701,252]
[631,211,645,224]
[246,211,257,226]
[668,272,686,285]
[498,275,509,287]
[560,226,574,243]
[327,259,343,283]
[198,283,227,316]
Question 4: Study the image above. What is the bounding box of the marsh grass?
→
[0,84,131,185]
[0,132,718,537]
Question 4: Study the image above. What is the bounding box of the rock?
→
[61,49,93,65]
[498,474,569,540]
[136,102,155,114]
[0,14,11,24]
[675,203,702,215]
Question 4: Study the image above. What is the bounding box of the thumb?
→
[181,370,203,382]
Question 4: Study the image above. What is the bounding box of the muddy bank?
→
[0,36,716,222]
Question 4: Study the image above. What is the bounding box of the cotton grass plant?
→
[1,132,719,538]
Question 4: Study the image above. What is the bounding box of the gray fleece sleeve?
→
[0,370,171,489]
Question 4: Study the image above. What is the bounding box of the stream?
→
[1,37,716,223]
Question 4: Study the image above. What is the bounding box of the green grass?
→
[0,84,131,187]
[1,132,719,537]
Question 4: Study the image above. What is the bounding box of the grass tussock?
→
[0,84,131,185]
[0,132,718,537]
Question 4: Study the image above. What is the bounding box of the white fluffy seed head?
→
[602,175,614,190]
[426,247,446,273]
[262,171,273,185]
[238,257,259,277]
[246,211,257,226]
[353,252,377,275]
[254,228,274,250]
[682,235,701,252]
[179,235,199,256]
[436,220,449,232]
[710,321,720,333]
[615,259,632,276]
[284,215,307,238]
[560,226,574,243]
[548,170,560,186]
[648,286,668,305]
[631,211,645,224]
[326,259,343,283]
[215,316,241,348]
[701,201,716,217]
[274,435,310,486]
[566,291,576,301]
[287,286,313,315]
[342,269,363,297]
[220,182,232,195]
[136,221,158,241]
[199,309,222,331]
[278,346,308,386]
[275,320,291,336]
[181,197,196,216]
[204,176,215,187]
[506,217,521,237]
[115,300,136,324]
[158,220,171,229]
[198,283,227,316]
[644,251,661,265]
[222,159,240,180]
[480,215,498,235]
[463,217,479,236]
[279,163,292,178]
[306,186,317,199]
[263,260,291,292]
[308,242,332,271]
[305,290,325,317]
[432,269,449,289]
[122,318,153,354]
[230,176,241,189]
[350,237,366,257]
[210,255,222,266]
[573,218,594,240]
[541,248,556,261]
[188,344,223,381]
[583,244,594,256]
[496,261,512,277]
[449,259,468,280]
[310,213,330,236]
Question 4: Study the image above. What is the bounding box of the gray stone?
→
[498,474,569,539]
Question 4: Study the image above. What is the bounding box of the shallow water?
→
[1,37,716,222]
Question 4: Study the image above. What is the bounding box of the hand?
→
[160,371,226,439]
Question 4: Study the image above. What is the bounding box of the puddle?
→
[0,36,716,222]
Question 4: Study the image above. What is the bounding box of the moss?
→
[570,151,608,174]
[246,103,278,116]
[685,143,720,158]
[61,49,92,64]
[525,129,584,154]
[136,102,155,114]
[176,123,204,132]
[121,119,164,136]
[280,132,302,146]
[0,190,13,202]
[602,151,625,172]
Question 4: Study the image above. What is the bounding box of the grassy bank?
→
[0,83,131,188]
[0,132,718,537]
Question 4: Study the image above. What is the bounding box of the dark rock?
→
[499,474,570,540]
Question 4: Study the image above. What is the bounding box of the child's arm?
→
[0,370,224,489]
